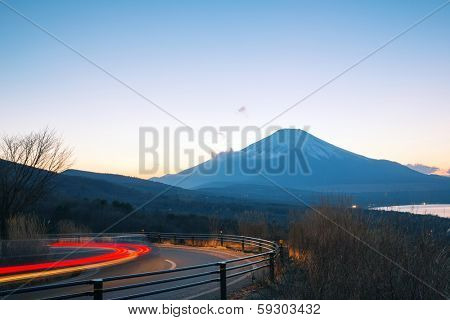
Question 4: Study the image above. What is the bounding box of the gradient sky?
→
[1,0,449,178]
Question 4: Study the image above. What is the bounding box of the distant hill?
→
[58,169,300,214]
[152,129,450,206]
[62,169,186,194]
[0,159,298,220]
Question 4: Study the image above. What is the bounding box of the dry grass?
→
[259,203,449,299]
[183,239,221,247]
[7,213,47,240]
[3,213,48,257]
[162,238,261,253]
[55,219,91,234]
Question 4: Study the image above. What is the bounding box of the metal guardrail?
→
[0,232,283,300]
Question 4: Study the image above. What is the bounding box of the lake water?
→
[373,204,450,219]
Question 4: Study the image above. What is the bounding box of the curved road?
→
[3,243,264,300]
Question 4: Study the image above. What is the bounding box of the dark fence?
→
[0,233,282,300]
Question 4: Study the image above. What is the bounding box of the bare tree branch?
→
[0,128,72,241]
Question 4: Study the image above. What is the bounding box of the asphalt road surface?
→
[2,243,267,300]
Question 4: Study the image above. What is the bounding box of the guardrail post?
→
[241,239,245,252]
[174,235,177,245]
[158,233,162,243]
[269,252,275,282]
[258,241,262,253]
[220,235,224,247]
[219,262,227,300]
[279,241,284,267]
[92,279,104,300]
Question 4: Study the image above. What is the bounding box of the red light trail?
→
[0,241,151,283]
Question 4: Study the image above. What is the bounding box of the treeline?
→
[35,195,450,243]
[38,198,238,234]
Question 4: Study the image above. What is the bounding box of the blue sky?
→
[1,0,449,177]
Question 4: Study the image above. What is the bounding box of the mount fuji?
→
[151,129,450,204]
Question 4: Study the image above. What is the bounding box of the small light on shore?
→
[351,205,357,209]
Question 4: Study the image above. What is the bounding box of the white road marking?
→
[169,248,256,300]
[152,244,260,299]
[164,259,177,270]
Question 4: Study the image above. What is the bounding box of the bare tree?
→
[237,211,269,238]
[0,128,72,241]
[208,214,221,234]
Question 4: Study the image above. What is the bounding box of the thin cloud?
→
[406,163,439,175]
[433,168,450,176]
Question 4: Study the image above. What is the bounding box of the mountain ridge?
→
[151,129,450,195]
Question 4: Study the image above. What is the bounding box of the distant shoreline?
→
[372,204,450,219]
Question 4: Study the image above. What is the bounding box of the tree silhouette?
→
[0,128,72,243]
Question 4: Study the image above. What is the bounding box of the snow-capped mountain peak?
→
[242,129,358,161]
